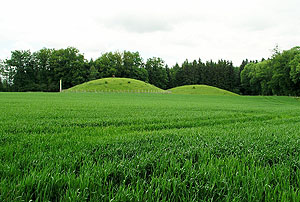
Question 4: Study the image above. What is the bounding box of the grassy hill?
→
[66,77,165,93]
[169,85,238,96]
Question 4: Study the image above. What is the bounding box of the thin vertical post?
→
[60,79,62,92]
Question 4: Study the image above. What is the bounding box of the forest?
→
[0,46,299,95]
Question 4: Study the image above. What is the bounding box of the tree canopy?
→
[241,47,300,96]
[1,46,299,95]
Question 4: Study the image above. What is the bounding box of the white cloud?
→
[0,0,299,66]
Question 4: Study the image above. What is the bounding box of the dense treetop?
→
[241,46,300,95]
[0,46,299,95]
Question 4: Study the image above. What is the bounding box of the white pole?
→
[59,79,62,92]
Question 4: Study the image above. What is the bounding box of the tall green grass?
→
[0,92,300,201]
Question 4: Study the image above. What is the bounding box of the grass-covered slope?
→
[1,93,300,201]
[169,85,238,96]
[66,77,165,93]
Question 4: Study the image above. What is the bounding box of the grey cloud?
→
[244,19,275,31]
[231,16,277,32]
[98,12,206,34]
[101,14,174,33]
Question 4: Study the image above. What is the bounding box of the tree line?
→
[0,46,299,95]
[241,46,300,95]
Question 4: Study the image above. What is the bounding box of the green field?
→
[66,77,166,93]
[1,92,300,201]
[169,85,238,96]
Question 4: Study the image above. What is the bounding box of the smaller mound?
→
[169,85,238,96]
[66,77,165,93]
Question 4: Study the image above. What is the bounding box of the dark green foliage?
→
[5,50,35,91]
[2,48,89,92]
[48,47,89,91]
[1,93,300,201]
[170,59,238,92]
[88,65,99,81]
[145,57,168,89]
[92,51,148,83]
[0,79,10,92]
[238,59,249,94]
[2,46,300,95]
[241,47,300,96]
[0,77,3,91]
[121,51,148,82]
[32,48,56,91]
[93,52,121,78]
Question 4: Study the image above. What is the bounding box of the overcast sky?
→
[1,0,299,66]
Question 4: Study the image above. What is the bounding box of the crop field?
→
[1,92,300,201]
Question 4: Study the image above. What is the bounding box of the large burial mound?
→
[66,77,165,93]
[169,85,238,96]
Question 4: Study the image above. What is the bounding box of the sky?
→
[0,0,299,66]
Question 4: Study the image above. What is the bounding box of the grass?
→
[1,92,300,201]
[66,77,166,93]
[169,85,238,96]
